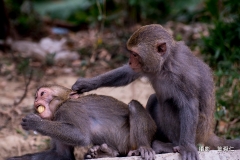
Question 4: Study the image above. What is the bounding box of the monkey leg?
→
[85,143,119,159]
[128,100,156,160]
[7,140,75,160]
[146,94,176,154]
[6,150,74,160]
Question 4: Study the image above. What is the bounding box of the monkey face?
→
[128,51,143,72]
[126,24,172,73]
[34,88,55,120]
[128,44,163,73]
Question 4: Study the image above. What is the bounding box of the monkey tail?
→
[205,133,240,150]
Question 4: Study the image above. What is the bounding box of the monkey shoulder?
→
[169,42,212,82]
[53,101,89,123]
[153,43,211,99]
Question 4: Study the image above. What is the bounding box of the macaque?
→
[7,84,156,160]
[72,24,240,160]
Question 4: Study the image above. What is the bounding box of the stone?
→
[91,150,240,160]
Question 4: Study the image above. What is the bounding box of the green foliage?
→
[5,0,44,38]
[202,0,240,137]
[33,0,92,24]
[32,0,204,27]
[128,0,203,23]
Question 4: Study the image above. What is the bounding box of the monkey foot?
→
[85,143,119,159]
[128,146,155,160]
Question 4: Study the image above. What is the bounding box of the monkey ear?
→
[69,91,80,99]
[157,42,166,55]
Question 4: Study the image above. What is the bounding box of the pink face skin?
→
[34,88,55,120]
[128,52,143,72]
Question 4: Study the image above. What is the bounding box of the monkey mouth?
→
[36,105,45,113]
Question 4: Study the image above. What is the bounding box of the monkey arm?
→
[166,74,199,148]
[178,97,199,159]
[72,65,141,93]
[161,73,200,159]
[21,113,90,146]
[179,98,199,145]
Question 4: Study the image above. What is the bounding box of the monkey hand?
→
[21,113,42,131]
[173,144,199,160]
[72,78,98,93]
[128,146,155,160]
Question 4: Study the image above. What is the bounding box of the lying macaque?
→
[7,84,156,160]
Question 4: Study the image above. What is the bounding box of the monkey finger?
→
[181,151,187,160]
[190,152,198,160]
[74,88,86,94]
[76,90,84,94]
[187,153,193,160]
[194,152,200,160]
[80,88,92,93]
[173,146,180,153]
[21,121,31,130]
[140,148,147,159]
[127,150,134,156]
[146,149,155,160]
[144,151,150,160]
[100,143,110,153]
[72,84,88,93]
[190,152,194,160]
[85,155,92,159]
[21,125,30,131]
[22,117,28,122]
[127,150,139,157]
[20,121,27,127]
[90,145,99,152]
[146,150,155,160]
[148,150,155,160]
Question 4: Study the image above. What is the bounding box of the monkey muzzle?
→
[37,105,45,113]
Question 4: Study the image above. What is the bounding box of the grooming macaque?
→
[7,84,156,160]
[72,24,240,160]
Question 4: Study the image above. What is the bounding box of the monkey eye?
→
[40,92,44,96]
[132,52,138,57]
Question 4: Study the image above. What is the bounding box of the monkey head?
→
[127,24,175,73]
[34,84,79,120]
